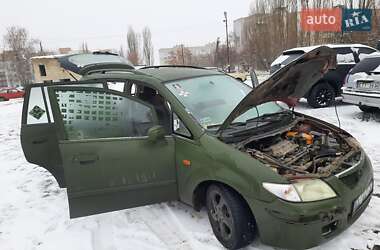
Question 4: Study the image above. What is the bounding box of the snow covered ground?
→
[0,97,380,250]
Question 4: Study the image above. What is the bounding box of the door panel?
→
[21,123,64,187]
[20,85,65,187]
[48,86,177,217]
[60,137,177,217]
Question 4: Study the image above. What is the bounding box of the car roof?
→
[283,44,375,54]
[79,65,224,87]
[138,65,223,82]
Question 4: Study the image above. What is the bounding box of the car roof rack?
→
[140,65,207,70]
[79,63,146,76]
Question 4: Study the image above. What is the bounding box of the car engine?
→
[242,119,362,180]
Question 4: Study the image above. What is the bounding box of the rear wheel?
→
[206,184,255,249]
[307,82,335,108]
[359,105,378,113]
[0,97,6,102]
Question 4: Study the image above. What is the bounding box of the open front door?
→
[48,85,177,218]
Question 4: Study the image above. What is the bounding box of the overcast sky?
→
[0,0,252,63]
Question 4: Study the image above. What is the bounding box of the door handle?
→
[73,154,99,165]
[32,138,48,144]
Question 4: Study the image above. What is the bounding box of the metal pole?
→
[224,11,230,72]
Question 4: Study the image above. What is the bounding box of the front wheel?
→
[206,184,255,249]
[307,82,335,108]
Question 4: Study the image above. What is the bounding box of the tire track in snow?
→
[136,203,198,250]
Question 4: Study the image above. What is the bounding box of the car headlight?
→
[263,179,336,202]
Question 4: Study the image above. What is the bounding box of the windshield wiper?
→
[246,111,291,124]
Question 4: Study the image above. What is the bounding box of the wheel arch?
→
[192,180,253,216]
[306,78,337,98]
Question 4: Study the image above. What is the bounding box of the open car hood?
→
[218,46,336,133]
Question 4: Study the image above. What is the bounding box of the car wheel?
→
[206,184,255,249]
[0,97,6,102]
[359,105,378,113]
[307,82,335,108]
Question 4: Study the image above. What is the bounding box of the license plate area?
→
[351,181,373,215]
[357,80,380,90]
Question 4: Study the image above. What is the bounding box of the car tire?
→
[0,97,6,102]
[206,184,255,249]
[307,82,335,108]
[359,105,378,113]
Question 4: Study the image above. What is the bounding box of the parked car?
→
[0,87,25,101]
[271,44,377,108]
[21,47,373,249]
[342,52,380,111]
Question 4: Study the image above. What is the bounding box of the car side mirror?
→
[147,125,166,142]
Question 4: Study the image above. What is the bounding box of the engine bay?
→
[242,119,362,180]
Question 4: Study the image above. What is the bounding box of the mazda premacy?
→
[21,46,373,249]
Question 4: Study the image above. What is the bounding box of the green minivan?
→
[21,47,373,249]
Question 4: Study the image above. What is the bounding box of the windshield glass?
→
[166,75,283,129]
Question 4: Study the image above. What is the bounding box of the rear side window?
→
[272,53,303,66]
[55,89,157,140]
[27,87,49,124]
[350,57,380,74]
[359,47,376,55]
[335,48,355,64]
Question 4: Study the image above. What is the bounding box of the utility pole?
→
[223,11,230,72]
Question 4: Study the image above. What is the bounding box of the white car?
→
[342,52,380,111]
[270,44,377,108]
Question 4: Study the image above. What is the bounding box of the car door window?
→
[53,88,157,140]
[335,48,355,64]
[27,87,50,124]
[173,113,192,138]
[358,48,377,60]
[107,81,125,92]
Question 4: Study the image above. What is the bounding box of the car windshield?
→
[166,75,283,129]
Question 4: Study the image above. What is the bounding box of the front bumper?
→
[250,154,374,249]
[342,88,380,108]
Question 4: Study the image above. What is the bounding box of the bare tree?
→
[241,0,378,70]
[80,41,89,53]
[142,27,154,66]
[119,45,125,58]
[3,26,38,85]
[127,26,141,65]
[166,45,192,65]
